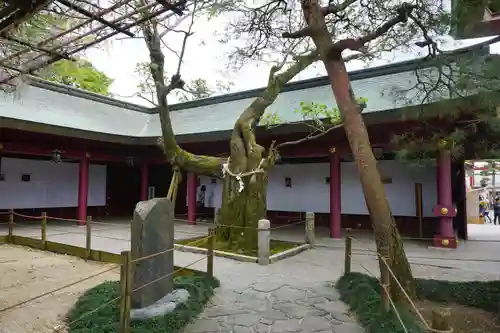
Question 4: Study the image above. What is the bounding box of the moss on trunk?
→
[217,124,269,252]
[142,18,320,254]
[389,222,416,300]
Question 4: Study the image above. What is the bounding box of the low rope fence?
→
[0,210,134,254]
[1,208,317,267]
[341,236,499,333]
[172,212,315,265]
[0,215,216,333]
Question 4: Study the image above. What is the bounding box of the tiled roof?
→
[0,38,492,139]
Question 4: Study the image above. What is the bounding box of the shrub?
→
[67,275,220,333]
[336,272,422,333]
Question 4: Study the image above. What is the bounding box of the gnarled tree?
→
[137,0,364,253]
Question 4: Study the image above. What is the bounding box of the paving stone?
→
[242,289,272,300]
[300,316,334,332]
[183,319,221,332]
[239,298,273,312]
[204,305,248,318]
[270,319,301,332]
[260,310,288,320]
[233,325,255,333]
[308,286,341,301]
[298,296,330,306]
[255,323,272,333]
[260,317,275,325]
[251,281,286,292]
[273,302,326,319]
[272,287,307,303]
[314,302,355,322]
[225,314,261,327]
[212,288,242,303]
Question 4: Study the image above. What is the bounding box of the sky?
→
[82,7,500,107]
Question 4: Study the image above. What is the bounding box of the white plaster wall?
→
[0,157,106,209]
[196,160,436,217]
[341,161,436,217]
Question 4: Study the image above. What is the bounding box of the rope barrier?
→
[173,218,257,230]
[12,212,43,220]
[130,235,210,264]
[0,265,119,314]
[88,220,131,227]
[269,219,306,230]
[351,249,500,264]
[52,296,121,332]
[347,238,455,333]
[353,259,410,333]
[2,211,219,333]
[132,256,207,293]
[348,236,496,279]
[176,230,213,237]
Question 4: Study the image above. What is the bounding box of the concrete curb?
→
[174,241,311,264]
[174,243,258,263]
[270,243,311,264]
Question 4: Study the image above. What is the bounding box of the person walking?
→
[494,197,500,225]
[479,196,492,223]
[196,185,207,222]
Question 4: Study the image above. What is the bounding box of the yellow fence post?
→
[344,236,352,274]
[380,256,390,312]
[207,227,215,277]
[41,212,47,249]
[86,216,92,259]
[8,209,13,242]
[119,250,132,333]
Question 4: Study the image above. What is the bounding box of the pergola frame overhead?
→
[0,0,185,90]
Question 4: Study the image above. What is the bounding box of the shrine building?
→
[1,40,494,248]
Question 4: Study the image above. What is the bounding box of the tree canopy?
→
[39,59,114,96]
[134,61,232,104]
[3,9,114,96]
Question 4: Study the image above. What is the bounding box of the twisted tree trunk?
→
[142,17,320,252]
[217,53,319,251]
[218,128,270,251]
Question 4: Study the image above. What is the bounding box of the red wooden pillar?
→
[433,150,457,248]
[77,153,90,225]
[140,163,148,201]
[436,157,441,200]
[187,172,197,225]
[329,148,341,238]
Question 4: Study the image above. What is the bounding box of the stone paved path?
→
[186,280,363,333]
[180,248,365,333]
[179,240,500,333]
[6,222,500,333]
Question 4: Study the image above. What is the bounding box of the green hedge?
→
[67,275,220,333]
[416,278,500,313]
[337,272,500,333]
[336,272,422,333]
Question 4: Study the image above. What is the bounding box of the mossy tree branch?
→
[141,14,225,177]
[233,50,320,167]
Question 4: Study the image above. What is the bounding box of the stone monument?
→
[131,198,175,309]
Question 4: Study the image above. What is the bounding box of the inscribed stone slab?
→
[131,198,174,308]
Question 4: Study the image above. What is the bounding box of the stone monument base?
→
[130,289,190,321]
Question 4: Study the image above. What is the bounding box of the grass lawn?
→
[336,272,500,333]
[176,236,299,257]
[66,274,220,333]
